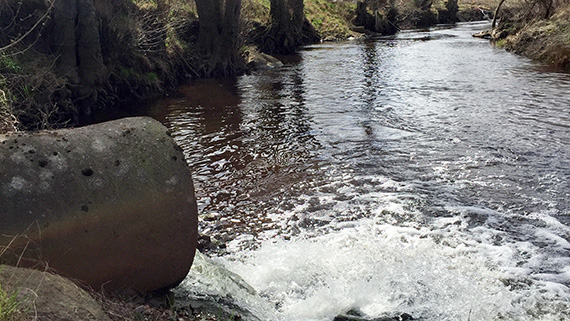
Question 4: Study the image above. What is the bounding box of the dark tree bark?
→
[52,0,108,117]
[262,0,307,54]
[53,0,79,83]
[354,0,398,34]
[438,0,458,23]
[194,0,244,77]
[53,0,107,87]
[354,1,371,28]
[289,0,304,35]
[76,0,107,87]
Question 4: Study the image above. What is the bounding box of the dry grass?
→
[242,0,271,25]
[458,0,499,9]
[0,85,17,134]
[504,5,570,70]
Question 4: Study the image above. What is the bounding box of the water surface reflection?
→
[129,21,570,321]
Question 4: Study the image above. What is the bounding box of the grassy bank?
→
[242,0,357,40]
[500,5,570,71]
[305,0,357,39]
[244,0,495,41]
[0,0,501,134]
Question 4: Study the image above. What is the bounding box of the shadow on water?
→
[117,63,322,244]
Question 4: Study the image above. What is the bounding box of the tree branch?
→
[0,0,55,54]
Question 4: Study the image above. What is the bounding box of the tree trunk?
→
[444,0,459,23]
[222,0,242,56]
[53,0,107,87]
[53,0,107,117]
[194,0,243,77]
[76,0,107,87]
[492,0,507,29]
[289,0,304,37]
[354,1,368,27]
[195,0,222,57]
[53,0,79,83]
[262,0,307,54]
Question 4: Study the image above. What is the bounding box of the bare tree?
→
[0,0,55,55]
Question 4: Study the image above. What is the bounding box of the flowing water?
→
[136,22,570,320]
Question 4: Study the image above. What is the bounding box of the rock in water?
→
[247,50,284,70]
[333,309,415,321]
[0,117,198,294]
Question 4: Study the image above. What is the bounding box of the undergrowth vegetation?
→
[0,281,21,321]
[0,241,25,321]
[0,0,201,133]
[305,0,357,39]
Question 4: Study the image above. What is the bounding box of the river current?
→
[135,22,569,320]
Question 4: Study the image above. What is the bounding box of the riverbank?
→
[499,5,570,71]
[0,264,226,321]
[0,0,496,134]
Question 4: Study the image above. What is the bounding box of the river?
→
[130,21,570,320]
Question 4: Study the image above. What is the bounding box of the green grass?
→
[457,0,499,9]
[0,56,21,74]
[494,38,507,47]
[0,282,21,321]
[242,0,357,39]
[305,0,356,39]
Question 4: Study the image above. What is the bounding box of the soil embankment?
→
[501,7,570,71]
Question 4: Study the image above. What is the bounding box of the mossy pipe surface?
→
[0,117,198,294]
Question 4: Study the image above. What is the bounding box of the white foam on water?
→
[193,210,570,321]
[181,251,280,320]
[182,170,570,321]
